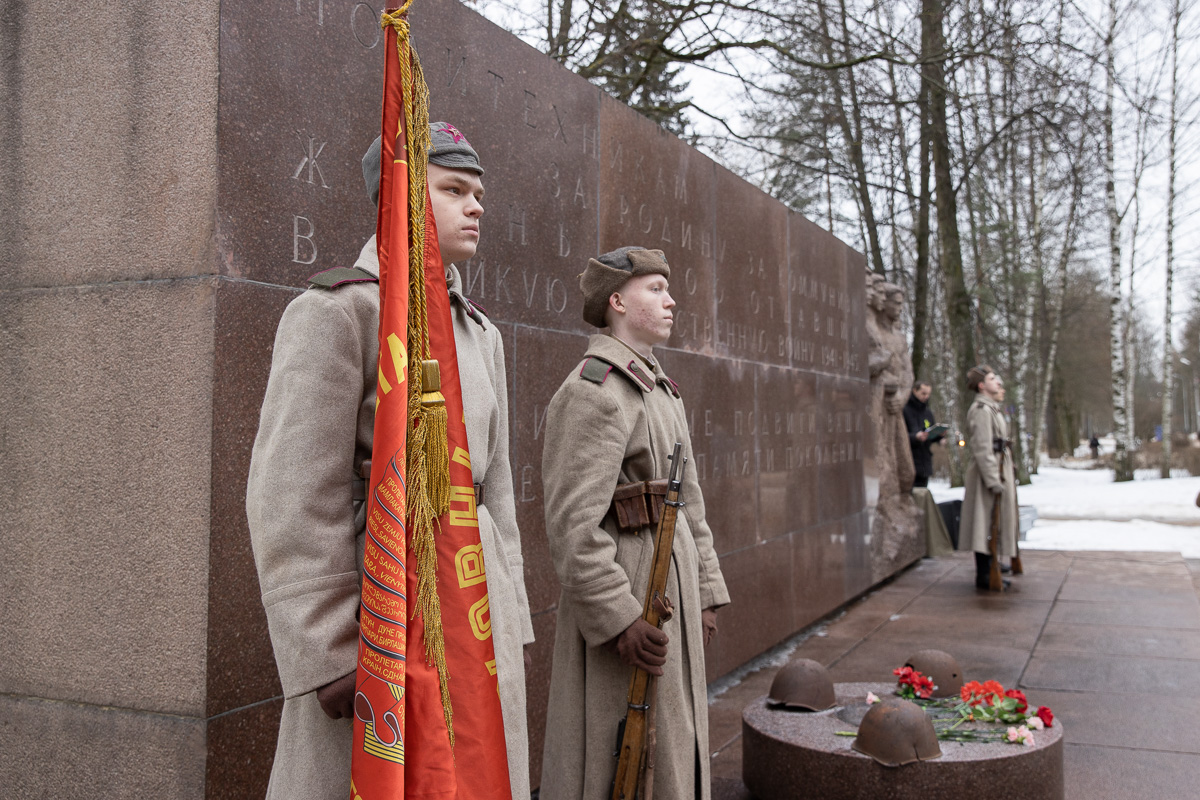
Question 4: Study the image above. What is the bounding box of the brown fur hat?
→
[579,247,670,328]
[966,364,994,393]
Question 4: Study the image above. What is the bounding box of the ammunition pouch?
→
[992,437,1012,454]
[612,479,669,533]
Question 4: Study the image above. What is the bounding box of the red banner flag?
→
[351,5,512,799]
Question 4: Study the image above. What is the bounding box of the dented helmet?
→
[905,650,963,699]
[852,697,942,767]
[767,659,836,712]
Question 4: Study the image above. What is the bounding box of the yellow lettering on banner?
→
[455,543,487,587]
[378,332,409,399]
[469,595,492,640]
[451,446,472,469]
[485,659,497,676]
[449,485,479,528]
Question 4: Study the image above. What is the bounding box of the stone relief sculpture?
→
[865,275,923,581]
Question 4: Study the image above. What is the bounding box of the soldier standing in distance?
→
[957,365,1018,590]
[245,124,534,800]
[539,246,731,799]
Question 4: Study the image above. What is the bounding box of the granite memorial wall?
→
[1,1,908,796]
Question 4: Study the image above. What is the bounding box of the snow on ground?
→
[929,465,1200,558]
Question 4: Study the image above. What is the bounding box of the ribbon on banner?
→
[349,4,512,798]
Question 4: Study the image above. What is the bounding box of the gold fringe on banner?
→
[380,1,455,747]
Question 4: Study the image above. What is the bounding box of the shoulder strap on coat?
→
[306,266,379,289]
[579,357,614,384]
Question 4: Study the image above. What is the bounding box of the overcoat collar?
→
[585,334,680,396]
[354,234,380,277]
[973,394,1001,412]
[355,233,464,293]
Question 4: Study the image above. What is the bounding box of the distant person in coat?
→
[1089,435,1101,459]
[956,365,1018,590]
[904,381,940,487]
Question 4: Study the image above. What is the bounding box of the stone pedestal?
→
[743,684,1064,800]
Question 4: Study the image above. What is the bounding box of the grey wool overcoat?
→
[246,236,535,800]
[957,394,1018,556]
[538,334,731,800]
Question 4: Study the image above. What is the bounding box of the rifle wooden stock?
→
[611,442,685,800]
[1008,452,1024,575]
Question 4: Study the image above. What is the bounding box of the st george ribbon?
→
[351,4,512,798]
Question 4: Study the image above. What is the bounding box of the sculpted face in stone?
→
[882,284,903,322]
[608,273,676,351]
[866,275,886,312]
[428,163,484,264]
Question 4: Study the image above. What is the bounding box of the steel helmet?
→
[767,659,836,712]
[851,697,942,766]
[905,649,963,698]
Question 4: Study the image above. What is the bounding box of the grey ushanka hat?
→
[579,246,671,328]
[361,122,484,207]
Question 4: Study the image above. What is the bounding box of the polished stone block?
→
[216,0,382,286]
[3,1,221,290]
[713,166,789,366]
[208,280,297,716]
[417,0,602,333]
[0,695,206,799]
[793,521,847,629]
[0,282,214,716]
[818,375,867,523]
[712,537,797,676]
[662,349,759,554]
[205,698,283,800]
[598,92,718,355]
[524,610,558,787]
[757,366,822,539]
[508,325,592,614]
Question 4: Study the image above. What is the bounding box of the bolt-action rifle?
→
[611,442,686,800]
[999,442,1023,575]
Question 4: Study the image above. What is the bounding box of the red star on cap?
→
[436,124,467,144]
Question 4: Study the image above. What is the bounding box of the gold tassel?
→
[381,2,455,749]
[420,360,451,515]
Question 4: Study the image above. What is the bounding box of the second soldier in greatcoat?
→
[539,247,730,799]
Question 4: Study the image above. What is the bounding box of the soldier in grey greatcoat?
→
[956,365,1018,590]
[539,247,731,800]
[245,125,534,800]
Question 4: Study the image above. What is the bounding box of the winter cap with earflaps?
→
[361,122,484,207]
[579,247,671,328]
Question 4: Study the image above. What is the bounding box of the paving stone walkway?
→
[708,550,1200,800]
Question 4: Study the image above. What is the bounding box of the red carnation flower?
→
[1005,689,1028,713]
[1036,706,1054,728]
